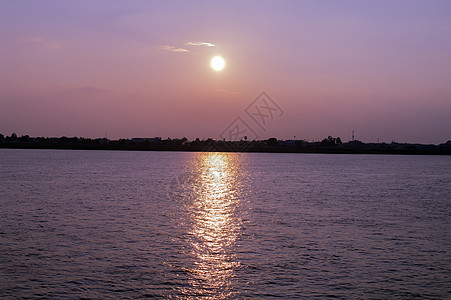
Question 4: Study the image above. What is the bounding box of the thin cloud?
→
[185,41,215,47]
[55,86,110,99]
[70,86,107,94]
[215,89,242,97]
[26,37,62,48]
[161,45,189,52]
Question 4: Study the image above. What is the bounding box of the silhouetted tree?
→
[267,138,278,146]
[321,136,335,145]
[191,138,201,146]
[18,135,30,143]
[321,136,342,146]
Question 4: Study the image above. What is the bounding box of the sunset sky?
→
[1,0,450,143]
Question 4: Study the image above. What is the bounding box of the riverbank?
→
[1,136,450,155]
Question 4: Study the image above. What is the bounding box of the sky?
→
[1,0,450,144]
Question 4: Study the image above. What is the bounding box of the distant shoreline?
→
[1,135,450,155]
[1,145,450,156]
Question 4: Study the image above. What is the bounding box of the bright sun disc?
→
[211,56,225,71]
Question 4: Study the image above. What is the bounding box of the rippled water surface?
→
[1,149,450,299]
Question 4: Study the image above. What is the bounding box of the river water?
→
[0,149,450,298]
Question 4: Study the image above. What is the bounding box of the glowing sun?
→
[211,56,225,71]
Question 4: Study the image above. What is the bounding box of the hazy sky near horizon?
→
[1,0,450,143]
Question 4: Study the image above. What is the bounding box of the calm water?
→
[0,149,450,299]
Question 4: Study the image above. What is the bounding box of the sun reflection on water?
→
[181,152,244,299]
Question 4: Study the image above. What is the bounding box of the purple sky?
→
[1,0,450,143]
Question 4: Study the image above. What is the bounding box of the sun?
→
[211,56,225,71]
